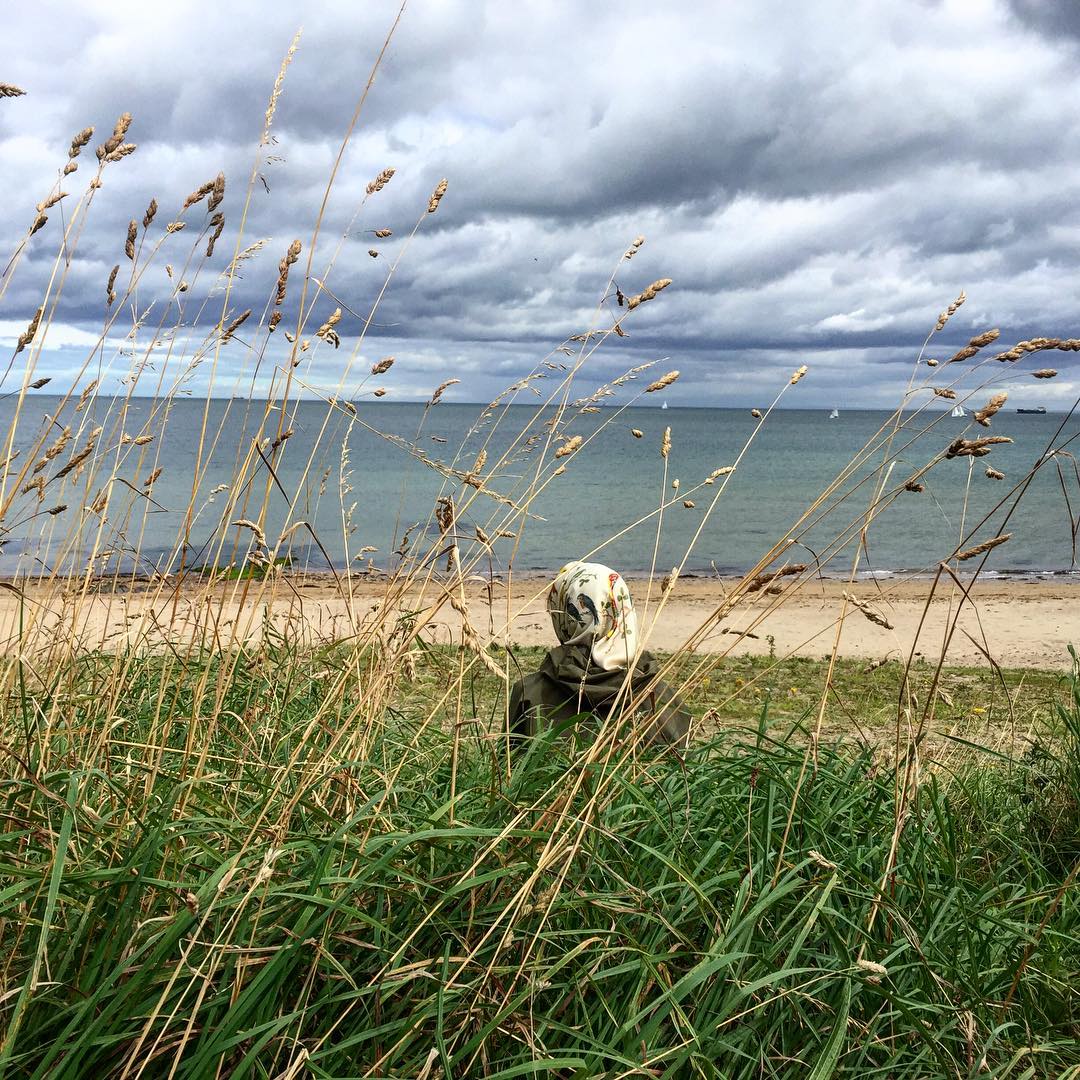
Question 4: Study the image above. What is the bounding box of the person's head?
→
[547,561,638,671]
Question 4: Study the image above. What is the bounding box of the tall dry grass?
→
[0,21,1079,1078]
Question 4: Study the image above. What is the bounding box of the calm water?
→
[1,397,1078,580]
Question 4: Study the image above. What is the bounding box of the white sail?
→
[661,401,669,410]
[829,408,839,419]
[951,405,965,418]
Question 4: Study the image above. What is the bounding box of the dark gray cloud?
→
[2,0,1080,409]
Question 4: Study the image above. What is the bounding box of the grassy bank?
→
[1,646,1078,1078]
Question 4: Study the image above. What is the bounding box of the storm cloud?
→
[3,0,1080,407]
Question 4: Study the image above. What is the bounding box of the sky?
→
[2,0,1080,408]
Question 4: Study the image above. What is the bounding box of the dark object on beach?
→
[509,643,691,749]
[508,560,691,750]
[1017,406,1047,414]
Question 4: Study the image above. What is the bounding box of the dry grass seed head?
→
[221,309,252,342]
[207,172,225,213]
[934,289,966,332]
[747,564,807,593]
[1032,369,1057,379]
[124,220,137,261]
[945,435,1012,459]
[751,408,762,419]
[933,388,957,400]
[555,436,583,459]
[985,466,1005,480]
[182,179,215,211]
[645,370,679,393]
[842,591,894,630]
[371,356,394,375]
[0,84,26,97]
[705,466,735,483]
[206,213,225,257]
[374,228,392,238]
[15,308,42,354]
[660,426,671,459]
[142,198,157,229]
[427,178,448,213]
[973,392,1007,427]
[366,167,395,195]
[428,378,459,406]
[625,278,673,311]
[790,364,808,384]
[955,533,1011,561]
[630,428,643,439]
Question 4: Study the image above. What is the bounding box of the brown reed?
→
[904,479,925,493]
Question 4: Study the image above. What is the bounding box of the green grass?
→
[0,645,1078,1077]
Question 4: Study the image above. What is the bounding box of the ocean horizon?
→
[1,397,1078,581]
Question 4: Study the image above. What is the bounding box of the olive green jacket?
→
[508,644,691,749]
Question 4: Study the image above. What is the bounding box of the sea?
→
[1,397,1078,582]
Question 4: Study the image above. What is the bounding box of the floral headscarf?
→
[547,561,638,671]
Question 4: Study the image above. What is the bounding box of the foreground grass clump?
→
[1,647,1078,1078]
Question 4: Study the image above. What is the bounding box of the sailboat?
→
[661,401,669,410]
[828,408,839,420]
[951,404,966,418]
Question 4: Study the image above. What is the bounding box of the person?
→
[508,561,691,750]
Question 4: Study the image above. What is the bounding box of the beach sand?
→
[1,572,1075,669]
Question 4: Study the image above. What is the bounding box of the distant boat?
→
[661,401,669,410]
[1017,406,1047,414]
[829,408,839,420]
[951,404,966,418]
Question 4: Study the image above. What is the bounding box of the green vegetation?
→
[1,644,1077,1077]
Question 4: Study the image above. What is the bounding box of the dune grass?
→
[3,18,1080,1076]
[0,643,1078,1077]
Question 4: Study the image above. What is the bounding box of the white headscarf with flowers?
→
[547,561,639,671]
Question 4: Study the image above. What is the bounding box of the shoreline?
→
[0,572,1076,670]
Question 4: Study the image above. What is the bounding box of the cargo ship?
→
[1017,406,1047,414]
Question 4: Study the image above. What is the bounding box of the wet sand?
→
[0,572,1075,669]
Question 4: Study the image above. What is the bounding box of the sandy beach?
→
[1,572,1075,669]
